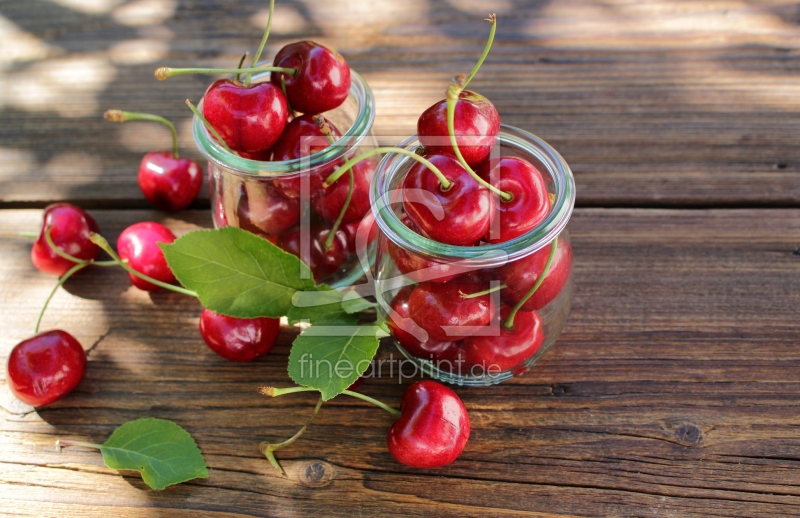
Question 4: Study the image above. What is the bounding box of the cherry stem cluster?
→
[502,238,558,330]
[261,386,402,418]
[104,110,180,159]
[185,100,235,155]
[260,395,323,475]
[325,147,452,190]
[155,65,296,81]
[246,0,276,87]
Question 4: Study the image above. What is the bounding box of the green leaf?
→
[289,324,382,400]
[160,227,315,318]
[341,291,376,314]
[287,285,355,326]
[99,418,208,490]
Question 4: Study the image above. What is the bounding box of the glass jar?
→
[193,69,378,288]
[371,125,576,385]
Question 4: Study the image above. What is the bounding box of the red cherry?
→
[387,216,465,283]
[31,203,100,276]
[116,222,177,291]
[387,286,460,361]
[6,330,86,407]
[202,79,288,154]
[236,182,300,237]
[387,380,470,468]
[270,41,351,115]
[498,237,573,311]
[480,157,550,243]
[342,211,378,255]
[461,306,544,372]
[199,309,280,362]
[275,223,349,282]
[402,154,494,246]
[138,151,203,212]
[407,274,495,342]
[417,91,500,168]
[313,159,374,225]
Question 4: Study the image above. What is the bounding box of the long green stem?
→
[462,14,497,90]
[260,395,323,475]
[186,100,235,155]
[319,127,355,250]
[155,65,295,80]
[89,233,198,297]
[246,0,275,87]
[280,76,297,117]
[325,147,452,190]
[104,110,179,158]
[44,227,116,267]
[259,386,401,418]
[235,52,248,82]
[56,440,104,450]
[18,231,39,238]
[34,262,88,334]
[460,283,506,299]
[503,238,558,330]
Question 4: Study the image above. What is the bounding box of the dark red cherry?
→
[387,216,467,283]
[202,79,288,154]
[480,157,550,243]
[407,274,495,342]
[138,151,203,212]
[313,159,374,225]
[270,41,351,115]
[402,154,494,246]
[498,237,572,311]
[275,223,349,282]
[116,222,177,291]
[387,286,459,362]
[236,182,300,237]
[31,203,100,276]
[417,91,500,168]
[6,330,86,407]
[387,380,470,468]
[199,309,280,362]
[461,305,544,372]
[343,211,378,255]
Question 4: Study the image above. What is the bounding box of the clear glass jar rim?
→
[192,69,375,178]
[370,125,576,265]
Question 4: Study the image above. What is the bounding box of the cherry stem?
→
[88,233,199,298]
[503,238,558,330]
[56,439,104,451]
[246,0,275,87]
[260,395,323,475]
[260,386,402,418]
[104,110,179,158]
[446,81,512,201]
[44,227,117,267]
[462,14,497,90]
[318,125,355,250]
[460,283,507,299]
[325,147,452,190]
[280,76,297,117]
[17,231,38,238]
[34,262,89,334]
[186,100,235,155]
[156,65,296,81]
[235,52,249,82]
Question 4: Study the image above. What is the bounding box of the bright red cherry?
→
[138,151,203,212]
[461,305,544,372]
[387,380,470,468]
[407,274,495,342]
[31,203,100,276]
[6,330,86,407]
[236,182,300,237]
[270,41,351,115]
[387,216,467,283]
[402,154,494,246]
[387,286,460,362]
[116,222,177,291]
[480,157,550,243]
[313,159,374,225]
[417,91,500,168]
[202,79,288,154]
[498,237,572,311]
[275,223,349,282]
[199,309,280,362]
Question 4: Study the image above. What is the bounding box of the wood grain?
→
[1,208,800,517]
[2,0,800,207]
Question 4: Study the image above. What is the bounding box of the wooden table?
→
[2,1,800,516]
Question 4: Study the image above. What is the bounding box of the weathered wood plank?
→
[1,208,799,516]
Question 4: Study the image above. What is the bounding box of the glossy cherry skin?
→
[202,79,288,154]
[498,237,572,311]
[138,151,203,212]
[116,222,177,291]
[343,212,378,256]
[6,330,86,407]
[417,91,500,168]
[31,204,100,276]
[461,305,544,373]
[480,157,550,243]
[198,309,280,362]
[313,159,373,225]
[407,274,495,342]
[236,182,300,237]
[387,380,470,468]
[387,286,459,362]
[275,223,349,282]
[388,216,466,283]
[402,153,494,246]
[270,41,351,115]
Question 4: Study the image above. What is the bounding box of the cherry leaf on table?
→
[98,418,208,490]
[289,323,382,400]
[160,227,315,318]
